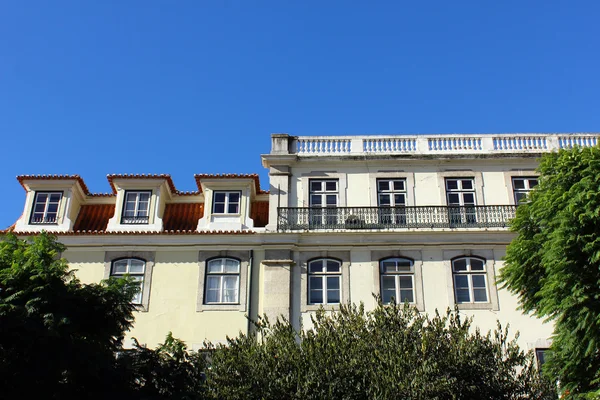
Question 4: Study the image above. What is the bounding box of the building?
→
[4,132,599,356]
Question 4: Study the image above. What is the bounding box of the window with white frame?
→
[452,257,488,303]
[308,258,341,304]
[121,191,151,224]
[309,180,338,226]
[204,258,240,304]
[111,258,146,304]
[30,192,62,224]
[212,191,241,214]
[512,177,538,204]
[445,178,477,225]
[377,179,406,225]
[380,258,414,304]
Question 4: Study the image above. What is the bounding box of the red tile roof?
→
[163,203,204,231]
[194,174,269,194]
[73,204,115,231]
[16,175,113,197]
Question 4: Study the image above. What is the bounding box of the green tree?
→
[0,232,138,399]
[206,302,556,399]
[500,146,600,397]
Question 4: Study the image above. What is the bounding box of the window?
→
[122,191,151,224]
[308,258,341,304]
[535,348,550,371]
[111,258,146,304]
[512,177,538,204]
[377,179,406,226]
[204,258,240,304]
[380,258,414,304]
[445,178,477,225]
[212,191,241,214]
[452,257,488,303]
[309,179,338,227]
[30,192,62,224]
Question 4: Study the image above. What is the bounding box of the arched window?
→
[452,257,488,303]
[111,258,146,304]
[308,258,341,304]
[380,258,414,304]
[204,258,240,304]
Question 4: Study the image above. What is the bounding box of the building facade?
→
[5,132,599,356]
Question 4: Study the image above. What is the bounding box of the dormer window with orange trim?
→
[30,192,63,224]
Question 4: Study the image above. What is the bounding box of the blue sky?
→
[1,0,599,228]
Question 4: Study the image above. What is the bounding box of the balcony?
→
[277,205,517,231]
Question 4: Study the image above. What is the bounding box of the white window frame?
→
[121,190,152,224]
[512,177,538,205]
[380,257,415,304]
[445,178,477,225]
[110,258,146,305]
[309,179,339,227]
[452,256,488,304]
[204,258,241,304]
[212,191,242,215]
[30,191,63,224]
[307,258,342,305]
[377,178,407,226]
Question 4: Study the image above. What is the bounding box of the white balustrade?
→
[291,133,599,156]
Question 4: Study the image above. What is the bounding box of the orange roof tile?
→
[163,203,204,231]
[73,204,115,232]
[16,175,114,197]
[194,174,268,194]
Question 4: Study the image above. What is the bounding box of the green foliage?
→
[500,146,600,397]
[0,232,138,399]
[206,302,556,400]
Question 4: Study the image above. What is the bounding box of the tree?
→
[500,146,600,397]
[206,302,556,399]
[0,232,138,399]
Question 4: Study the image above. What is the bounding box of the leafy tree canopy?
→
[500,146,600,397]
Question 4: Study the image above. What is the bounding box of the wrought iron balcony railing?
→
[277,205,517,231]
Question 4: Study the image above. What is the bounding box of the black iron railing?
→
[277,205,517,231]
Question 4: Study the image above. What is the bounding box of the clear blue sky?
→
[1,0,599,228]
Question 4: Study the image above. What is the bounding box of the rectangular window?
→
[445,178,477,225]
[380,258,414,304]
[308,259,341,304]
[111,258,146,304]
[512,177,538,204]
[309,180,338,227]
[212,191,241,214]
[122,191,151,224]
[377,179,407,226]
[30,192,62,224]
[452,257,488,303]
[204,258,240,304]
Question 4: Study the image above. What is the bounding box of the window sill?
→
[455,302,492,310]
[197,303,245,312]
[302,303,342,312]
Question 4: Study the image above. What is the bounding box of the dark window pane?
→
[454,275,469,288]
[456,289,470,303]
[325,181,337,191]
[49,194,62,202]
[399,276,413,289]
[462,180,473,190]
[378,180,390,191]
[326,195,337,205]
[229,192,240,202]
[513,180,525,189]
[228,203,239,213]
[327,276,340,290]
[399,289,414,303]
[214,204,225,213]
[471,275,486,288]
[310,195,322,206]
[463,193,475,204]
[515,192,527,204]
[446,180,458,190]
[310,181,322,192]
[326,260,340,272]
[448,193,460,205]
[394,194,405,205]
[139,192,150,201]
[214,192,226,202]
[310,290,323,304]
[473,288,488,302]
[393,180,405,191]
[470,259,485,271]
[379,194,390,206]
[453,259,467,271]
[327,289,340,303]
[34,203,46,212]
[309,276,323,289]
[382,289,395,304]
[529,179,538,188]
[309,261,323,273]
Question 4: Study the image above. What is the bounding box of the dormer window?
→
[212,191,241,214]
[30,192,62,224]
[121,191,151,224]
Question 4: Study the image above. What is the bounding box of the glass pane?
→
[529,179,538,188]
[310,181,322,192]
[45,212,57,221]
[326,195,337,205]
[49,193,62,202]
[112,261,128,274]
[125,202,136,211]
[132,284,143,304]
[223,289,238,303]
[139,192,150,201]
[396,259,412,269]
[310,195,322,206]
[129,260,145,273]
[470,259,485,271]
[228,203,239,213]
[393,180,405,191]
[515,192,527,204]
[326,260,340,272]
[225,259,240,273]
[205,288,219,303]
[309,276,323,290]
[382,261,397,273]
[229,192,240,202]
[446,180,458,190]
[379,194,390,206]
[327,289,340,303]
[382,276,396,291]
[125,193,137,202]
[214,192,226,202]
[513,179,525,189]
[327,276,340,290]
[34,203,46,212]
[461,180,473,190]
[455,288,470,303]
[36,193,48,202]
[399,289,414,303]
[223,276,238,290]
[325,181,337,191]
[462,193,475,205]
[206,276,220,290]
[447,193,460,205]
[310,290,323,304]
[207,260,223,273]
[213,204,225,213]
[394,194,405,205]
[471,275,486,288]
[382,288,395,304]
[454,275,469,289]
[473,288,488,302]
[378,180,390,191]
[453,259,467,272]
[309,261,323,273]
[399,276,413,289]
